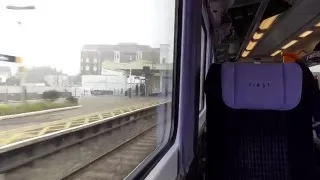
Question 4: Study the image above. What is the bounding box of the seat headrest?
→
[221,63,302,110]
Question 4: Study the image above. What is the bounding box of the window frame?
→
[199,20,207,112]
[124,0,182,179]
[198,0,212,134]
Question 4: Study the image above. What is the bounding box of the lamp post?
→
[128,56,132,98]
[6,5,36,10]
[6,5,36,103]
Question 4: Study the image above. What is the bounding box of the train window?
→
[0,0,175,179]
[199,25,207,111]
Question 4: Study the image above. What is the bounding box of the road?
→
[0,95,161,131]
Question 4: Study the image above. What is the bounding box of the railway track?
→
[62,126,157,180]
[0,102,171,180]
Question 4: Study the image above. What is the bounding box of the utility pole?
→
[6,5,36,103]
[128,56,132,98]
[143,66,151,97]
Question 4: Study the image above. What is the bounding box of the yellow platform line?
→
[0,100,160,136]
[37,126,51,136]
[0,100,167,146]
[64,121,73,129]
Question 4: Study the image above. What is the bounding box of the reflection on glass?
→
[0,0,175,179]
[199,27,205,111]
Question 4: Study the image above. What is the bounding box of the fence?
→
[0,86,91,101]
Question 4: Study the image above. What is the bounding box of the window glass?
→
[0,0,175,179]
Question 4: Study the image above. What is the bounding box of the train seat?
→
[204,62,317,180]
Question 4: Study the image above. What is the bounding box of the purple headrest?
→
[221,63,302,110]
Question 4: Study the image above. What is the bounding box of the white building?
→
[82,74,126,91]
[101,69,124,76]
[44,75,68,87]
[0,66,11,83]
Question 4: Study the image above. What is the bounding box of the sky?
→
[0,0,175,75]
[1,0,319,75]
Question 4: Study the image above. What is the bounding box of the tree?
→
[42,90,61,101]
[6,76,20,86]
[25,66,64,83]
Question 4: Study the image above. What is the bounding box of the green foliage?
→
[42,90,61,101]
[66,96,78,104]
[0,101,78,116]
[6,76,20,86]
[25,66,64,83]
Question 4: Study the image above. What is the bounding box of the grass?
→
[0,101,78,116]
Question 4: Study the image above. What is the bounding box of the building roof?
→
[82,43,154,52]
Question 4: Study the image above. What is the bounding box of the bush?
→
[42,90,60,101]
[91,90,113,96]
[66,96,78,104]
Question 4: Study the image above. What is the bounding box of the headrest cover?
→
[221,63,302,110]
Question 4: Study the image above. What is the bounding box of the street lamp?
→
[6,5,36,10]
[128,56,132,98]
[6,4,36,103]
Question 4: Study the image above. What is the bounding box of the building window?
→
[93,58,98,63]
[86,58,90,63]
[93,66,97,71]
[81,66,84,71]
[85,65,90,71]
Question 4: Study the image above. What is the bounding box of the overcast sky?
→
[1,0,320,75]
[0,0,175,75]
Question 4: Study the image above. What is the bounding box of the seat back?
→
[204,62,315,180]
